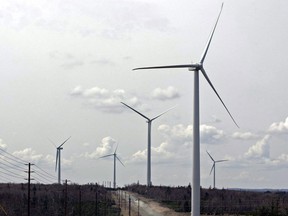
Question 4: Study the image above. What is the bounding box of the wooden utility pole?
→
[64,179,68,216]
[25,163,34,216]
[95,190,98,216]
[125,192,127,210]
[79,186,82,216]
[128,195,131,216]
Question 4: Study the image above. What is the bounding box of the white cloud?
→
[85,136,116,159]
[200,125,224,144]
[70,85,83,96]
[0,139,7,150]
[12,148,44,163]
[278,153,288,162]
[158,123,225,149]
[70,86,143,113]
[152,86,180,101]
[152,142,174,159]
[82,87,109,98]
[244,135,270,159]
[158,124,192,146]
[129,142,174,164]
[231,131,259,140]
[130,149,147,163]
[268,117,288,134]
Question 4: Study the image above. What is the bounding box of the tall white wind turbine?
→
[54,136,71,184]
[121,102,174,187]
[206,150,228,189]
[132,3,238,216]
[99,145,125,189]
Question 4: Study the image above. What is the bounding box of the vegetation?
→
[125,184,288,216]
[3,182,288,216]
[0,183,120,216]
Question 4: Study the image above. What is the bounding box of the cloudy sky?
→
[1,0,288,189]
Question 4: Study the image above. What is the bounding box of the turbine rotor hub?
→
[189,63,202,71]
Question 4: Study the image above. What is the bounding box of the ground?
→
[113,190,191,216]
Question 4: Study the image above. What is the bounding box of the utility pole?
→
[64,179,70,216]
[125,192,127,210]
[128,195,131,216]
[25,163,34,216]
[118,190,121,208]
[79,186,82,216]
[95,190,98,216]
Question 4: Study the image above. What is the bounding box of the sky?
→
[0,0,288,189]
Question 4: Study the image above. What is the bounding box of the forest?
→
[1,183,288,215]
[0,183,119,216]
[125,184,288,216]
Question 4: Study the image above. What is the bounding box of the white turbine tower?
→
[132,4,238,216]
[99,145,125,189]
[54,136,71,184]
[206,150,228,189]
[121,102,174,187]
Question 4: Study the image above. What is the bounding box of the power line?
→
[0,148,58,184]
[0,169,25,180]
[0,148,28,164]
[32,172,55,184]
[33,164,57,180]
[0,157,26,172]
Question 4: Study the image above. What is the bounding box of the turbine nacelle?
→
[188,63,202,71]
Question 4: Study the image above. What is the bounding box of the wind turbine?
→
[121,102,174,187]
[99,145,125,189]
[132,3,238,216]
[53,136,71,184]
[206,150,228,189]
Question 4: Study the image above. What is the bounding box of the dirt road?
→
[113,190,190,216]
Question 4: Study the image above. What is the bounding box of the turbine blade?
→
[58,136,71,148]
[121,102,150,121]
[99,154,113,159]
[206,150,215,162]
[151,105,177,121]
[201,68,239,128]
[116,155,125,167]
[48,138,57,148]
[55,150,59,172]
[200,3,224,64]
[215,159,228,163]
[133,64,197,71]
[209,164,215,175]
[114,143,119,154]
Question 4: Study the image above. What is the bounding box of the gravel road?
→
[113,190,191,216]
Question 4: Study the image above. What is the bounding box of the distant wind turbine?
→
[52,136,71,184]
[121,102,175,187]
[99,145,125,189]
[206,150,228,189]
[132,3,238,216]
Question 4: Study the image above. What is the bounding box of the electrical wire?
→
[33,164,57,180]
